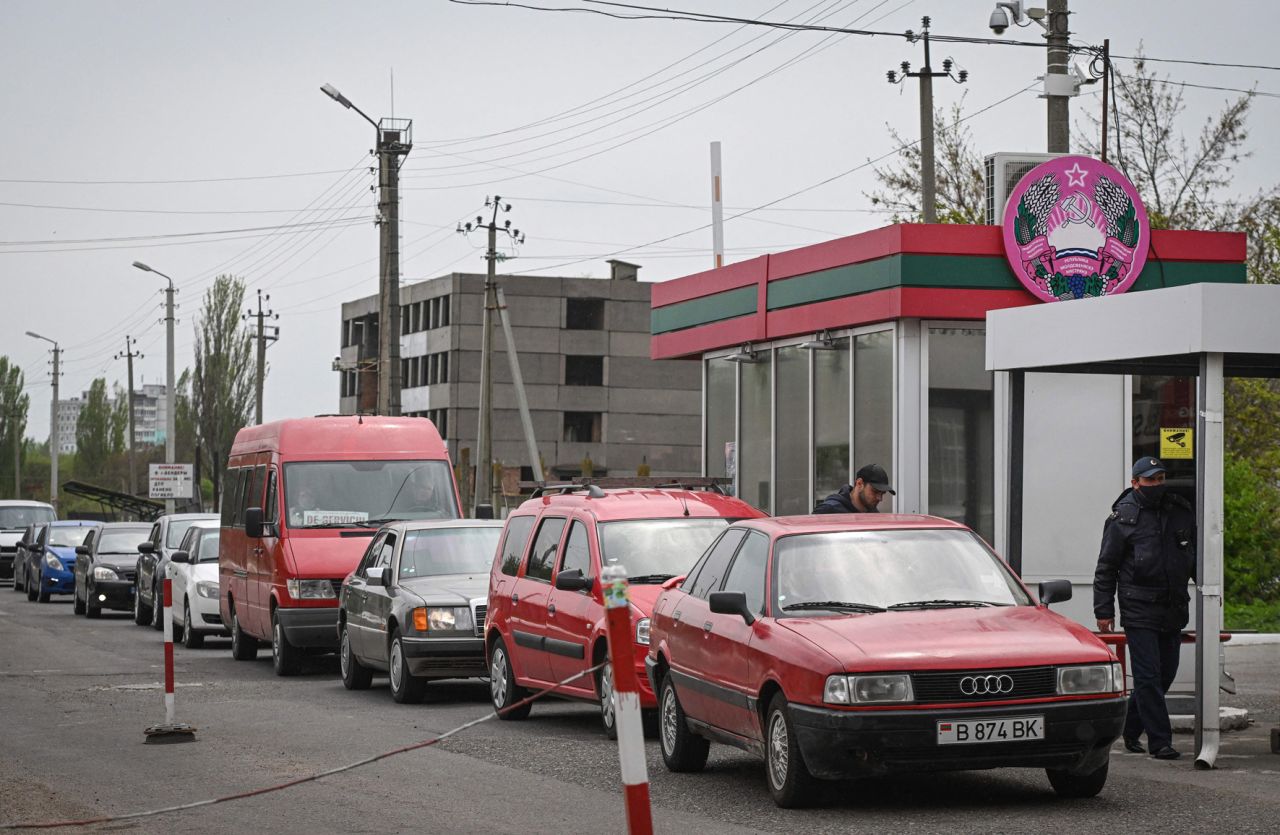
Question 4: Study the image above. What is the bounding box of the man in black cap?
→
[813,464,895,513]
[1093,456,1196,761]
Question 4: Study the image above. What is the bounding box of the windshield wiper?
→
[887,599,1004,610]
[782,601,886,613]
[627,573,677,584]
[355,518,403,528]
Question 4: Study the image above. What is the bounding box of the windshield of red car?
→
[773,528,1031,613]
[284,460,458,528]
[398,526,501,578]
[597,518,731,580]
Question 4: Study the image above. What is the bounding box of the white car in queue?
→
[166,520,228,649]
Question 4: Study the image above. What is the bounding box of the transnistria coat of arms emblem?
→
[1001,155,1148,303]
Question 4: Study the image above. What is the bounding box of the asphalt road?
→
[2,593,1277,834]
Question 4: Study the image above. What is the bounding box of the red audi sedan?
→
[646,514,1126,807]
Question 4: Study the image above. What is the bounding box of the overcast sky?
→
[4,0,1276,443]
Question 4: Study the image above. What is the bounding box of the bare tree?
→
[192,275,254,509]
[867,100,986,224]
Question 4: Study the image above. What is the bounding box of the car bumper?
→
[276,607,339,648]
[0,553,13,579]
[90,579,136,611]
[789,697,1127,780]
[188,594,229,634]
[401,636,487,678]
[40,569,76,595]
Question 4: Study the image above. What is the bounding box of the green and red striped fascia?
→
[650,224,1246,360]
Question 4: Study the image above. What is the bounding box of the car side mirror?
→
[170,551,190,564]
[1038,579,1072,606]
[74,545,89,556]
[709,590,755,625]
[138,541,155,554]
[245,507,264,539]
[29,543,44,554]
[554,568,593,592]
[365,566,388,587]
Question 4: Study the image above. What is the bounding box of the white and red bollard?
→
[144,577,195,743]
[602,564,654,835]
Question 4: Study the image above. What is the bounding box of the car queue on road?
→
[8,415,1131,809]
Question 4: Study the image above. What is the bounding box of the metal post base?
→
[144,722,197,744]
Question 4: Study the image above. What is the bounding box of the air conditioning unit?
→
[984,152,1067,226]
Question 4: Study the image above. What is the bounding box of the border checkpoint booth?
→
[648,161,1263,769]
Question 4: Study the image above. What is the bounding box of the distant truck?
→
[218,416,461,676]
[0,501,56,582]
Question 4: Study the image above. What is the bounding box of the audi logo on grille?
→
[959,674,1015,696]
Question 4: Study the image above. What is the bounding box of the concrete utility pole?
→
[8,411,19,498]
[27,331,60,511]
[245,290,279,425]
[710,141,725,268]
[115,336,142,496]
[133,261,178,513]
[320,83,412,416]
[1045,0,1071,153]
[457,198,525,518]
[888,17,968,224]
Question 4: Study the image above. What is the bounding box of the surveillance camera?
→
[989,8,1009,34]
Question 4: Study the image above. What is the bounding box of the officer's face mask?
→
[1139,483,1167,504]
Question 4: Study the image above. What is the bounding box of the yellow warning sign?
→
[1160,427,1193,459]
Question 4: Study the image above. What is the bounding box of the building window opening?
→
[566,298,605,330]
[563,411,602,443]
[565,355,604,386]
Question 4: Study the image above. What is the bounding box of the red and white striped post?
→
[143,575,194,743]
[601,564,654,835]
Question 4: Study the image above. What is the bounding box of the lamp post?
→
[133,261,177,515]
[320,82,412,417]
[24,331,60,513]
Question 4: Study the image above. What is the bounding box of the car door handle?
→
[548,603,556,615]
[252,546,263,556]
[703,621,713,632]
[511,592,519,604]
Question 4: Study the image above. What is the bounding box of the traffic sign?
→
[149,463,194,499]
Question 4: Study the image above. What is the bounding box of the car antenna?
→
[680,495,690,517]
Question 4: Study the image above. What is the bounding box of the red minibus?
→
[218,416,461,675]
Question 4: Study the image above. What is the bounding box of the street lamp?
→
[24,330,60,512]
[133,260,177,515]
[320,82,411,418]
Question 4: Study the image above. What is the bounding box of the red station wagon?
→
[485,483,766,737]
[646,514,1126,807]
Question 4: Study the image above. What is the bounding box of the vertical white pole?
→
[710,142,724,269]
[1194,352,1224,769]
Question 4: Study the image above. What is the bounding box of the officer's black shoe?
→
[1123,737,1145,754]
[1150,745,1181,760]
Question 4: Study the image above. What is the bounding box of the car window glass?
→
[196,530,220,562]
[400,526,503,579]
[220,468,238,526]
[244,466,265,517]
[498,516,535,577]
[359,533,387,576]
[723,532,769,614]
[377,533,397,569]
[686,529,746,599]
[48,527,93,548]
[525,517,566,583]
[149,523,162,547]
[264,469,278,524]
[558,521,591,578]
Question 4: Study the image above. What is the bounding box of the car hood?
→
[777,605,1112,672]
[283,535,370,578]
[624,583,665,616]
[47,545,78,563]
[398,574,488,605]
[96,556,140,572]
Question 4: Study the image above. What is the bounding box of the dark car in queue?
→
[11,524,45,596]
[26,521,99,603]
[338,519,504,703]
[647,514,1126,808]
[73,523,152,618]
[134,513,220,630]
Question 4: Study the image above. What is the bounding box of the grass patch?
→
[1225,600,1280,633]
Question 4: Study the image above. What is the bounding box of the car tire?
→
[27,578,38,602]
[388,630,426,704]
[764,692,819,808]
[172,604,185,643]
[489,637,531,720]
[150,582,164,631]
[181,599,204,649]
[85,583,101,619]
[1046,761,1109,798]
[230,604,259,661]
[598,659,618,740]
[72,581,85,615]
[133,581,151,626]
[13,570,24,593]
[658,673,709,772]
[37,585,50,603]
[339,623,373,691]
[271,610,302,676]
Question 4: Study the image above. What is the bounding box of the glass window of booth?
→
[1132,374,1196,503]
[813,336,851,508]
[855,330,894,511]
[705,357,735,483]
[740,355,772,512]
[775,345,810,515]
[927,326,993,542]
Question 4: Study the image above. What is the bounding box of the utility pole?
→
[132,261,179,513]
[457,198,525,518]
[888,16,968,224]
[7,411,19,499]
[1045,0,1071,153]
[50,344,58,512]
[244,290,279,425]
[710,141,725,268]
[115,336,142,496]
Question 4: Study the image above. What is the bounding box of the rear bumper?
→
[276,606,339,648]
[402,635,487,678]
[790,697,1126,780]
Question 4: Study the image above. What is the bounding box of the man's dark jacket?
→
[1093,487,1196,631]
[813,484,875,514]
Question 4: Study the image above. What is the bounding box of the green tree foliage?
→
[75,379,113,479]
[109,382,129,455]
[0,357,29,499]
[193,275,255,508]
[1223,453,1280,604]
[867,100,985,224]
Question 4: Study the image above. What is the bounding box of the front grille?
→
[0,545,16,554]
[120,569,137,583]
[910,666,1057,703]
[472,603,487,638]
[202,613,223,625]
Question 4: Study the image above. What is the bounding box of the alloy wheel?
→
[767,711,790,790]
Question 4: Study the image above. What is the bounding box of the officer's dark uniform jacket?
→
[1093,487,1196,631]
[813,484,876,514]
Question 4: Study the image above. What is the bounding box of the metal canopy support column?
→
[1006,370,1025,576]
[1195,352,1225,769]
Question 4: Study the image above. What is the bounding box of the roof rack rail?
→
[520,477,730,499]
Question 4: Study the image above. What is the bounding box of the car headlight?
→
[1057,663,1123,695]
[823,673,914,705]
[93,566,120,581]
[44,553,62,570]
[635,617,651,646]
[412,606,473,633]
[196,581,219,599]
[286,578,336,600]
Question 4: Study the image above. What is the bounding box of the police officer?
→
[813,464,895,513]
[1093,457,1196,761]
